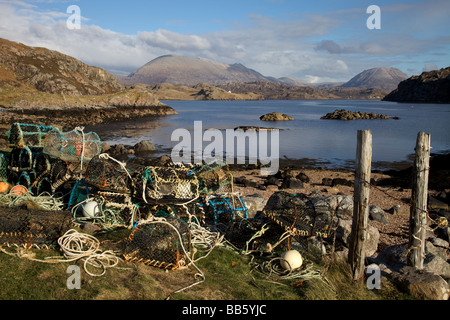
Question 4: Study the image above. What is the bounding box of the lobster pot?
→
[146,201,205,224]
[263,192,336,239]
[0,151,8,181]
[123,218,191,270]
[49,158,82,191]
[84,155,134,194]
[0,208,73,249]
[7,123,59,148]
[43,129,101,163]
[190,160,233,195]
[135,166,199,203]
[203,193,248,225]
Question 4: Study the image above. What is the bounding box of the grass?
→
[0,229,412,301]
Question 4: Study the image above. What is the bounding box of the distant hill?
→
[120,55,269,86]
[0,38,123,95]
[383,67,450,103]
[340,67,408,91]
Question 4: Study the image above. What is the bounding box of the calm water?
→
[89,100,450,170]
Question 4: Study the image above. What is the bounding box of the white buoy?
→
[81,201,100,218]
[280,250,303,271]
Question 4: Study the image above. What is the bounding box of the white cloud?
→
[0,0,448,82]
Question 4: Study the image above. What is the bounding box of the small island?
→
[260,112,294,121]
[321,109,399,120]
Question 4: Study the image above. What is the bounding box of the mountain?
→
[383,67,450,103]
[0,38,123,95]
[340,67,408,91]
[120,55,269,86]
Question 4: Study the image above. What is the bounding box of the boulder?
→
[336,195,354,219]
[241,194,267,219]
[335,219,380,257]
[280,177,304,189]
[391,266,450,300]
[369,205,389,224]
[133,140,155,153]
[260,112,294,121]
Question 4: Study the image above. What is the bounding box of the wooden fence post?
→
[408,132,431,269]
[348,130,372,282]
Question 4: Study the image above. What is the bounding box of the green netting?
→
[43,128,101,163]
[6,123,60,148]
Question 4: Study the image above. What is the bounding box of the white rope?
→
[47,229,120,277]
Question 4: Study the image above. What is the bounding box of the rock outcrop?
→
[260,112,294,121]
[321,109,398,120]
[383,67,450,103]
[0,38,123,96]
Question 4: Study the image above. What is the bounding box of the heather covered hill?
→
[0,38,123,96]
[383,67,450,103]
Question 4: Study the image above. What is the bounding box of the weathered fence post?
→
[348,129,372,282]
[408,132,431,269]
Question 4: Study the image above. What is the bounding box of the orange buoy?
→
[10,185,28,196]
[0,181,10,194]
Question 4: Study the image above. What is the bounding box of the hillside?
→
[0,38,176,131]
[120,55,269,86]
[340,67,408,91]
[0,38,123,96]
[217,81,388,100]
[383,67,450,103]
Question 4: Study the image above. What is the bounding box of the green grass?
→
[0,238,411,301]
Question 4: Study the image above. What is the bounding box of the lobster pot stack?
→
[123,217,191,270]
[5,123,60,190]
[134,166,200,204]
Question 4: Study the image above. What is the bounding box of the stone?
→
[336,195,354,219]
[133,140,156,153]
[428,196,449,211]
[101,141,111,153]
[335,219,380,257]
[391,266,450,300]
[390,204,409,215]
[280,177,304,189]
[331,178,353,187]
[295,172,310,183]
[242,194,267,219]
[369,205,389,224]
[307,236,327,257]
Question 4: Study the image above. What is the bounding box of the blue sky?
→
[0,0,449,82]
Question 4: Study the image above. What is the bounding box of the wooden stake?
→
[348,130,372,282]
[408,132,431,269]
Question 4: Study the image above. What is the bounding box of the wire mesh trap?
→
[188,160,234,195]
[0,207,73,249]
[201,192,248,225]
[123,217,191,270]
[134,166,200,203]
[6,123,60,149]
[263,192,337,239]
[43,128,101,163]
[84,154,134,194]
